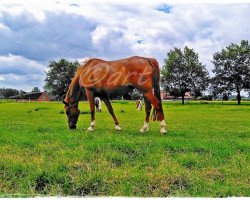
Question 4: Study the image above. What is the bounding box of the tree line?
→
[44,40,250,105]
[1,40,249,104]
[0,87,41,99]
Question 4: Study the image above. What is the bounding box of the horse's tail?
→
[148,58,162,121]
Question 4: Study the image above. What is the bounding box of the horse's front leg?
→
[103,97,121,131]
[86,90,95,131]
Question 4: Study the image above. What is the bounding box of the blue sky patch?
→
[137,40,144,44]
[156,4,172,13]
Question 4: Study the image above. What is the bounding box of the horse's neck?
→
[66,76,81,107]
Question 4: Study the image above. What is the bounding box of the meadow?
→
[0,100,249,197]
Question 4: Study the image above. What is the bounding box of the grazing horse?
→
[63,56,167,134]
[95,97,102,112]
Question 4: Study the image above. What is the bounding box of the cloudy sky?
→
[0,0,250,91]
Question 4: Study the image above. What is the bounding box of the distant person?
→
[136,99,142,111]
[95,97,102,112]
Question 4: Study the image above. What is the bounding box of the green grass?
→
[0,100,249,197]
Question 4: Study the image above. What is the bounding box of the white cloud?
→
[0,73,45,91]
[0,54,45,75]
[0,54,46,91]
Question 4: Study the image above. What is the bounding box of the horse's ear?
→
[62,100,69,106]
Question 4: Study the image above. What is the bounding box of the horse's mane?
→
[65,58,93,102]
[75,58,93,76]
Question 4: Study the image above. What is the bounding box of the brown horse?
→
[63,56,167,134]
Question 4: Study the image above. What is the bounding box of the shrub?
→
[198,95,213,101]
[81,110,91,114]
[120,100,129,104]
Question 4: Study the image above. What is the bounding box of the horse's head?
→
[62,100,80,129]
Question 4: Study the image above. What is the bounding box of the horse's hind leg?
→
[140,97,151,133]
[102,97,121,131]
[143,91,167,134]
[86,90,96,131]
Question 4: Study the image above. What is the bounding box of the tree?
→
[44,59,79,100]
[212,40,250,105]
[0,88,19,98]
[19,90,27,98]
[161,46,209,104]
[31,87,41,93]
[130,88,143,100]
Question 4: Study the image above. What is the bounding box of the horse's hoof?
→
[87,127,94,131]
[140,127,148,133]
[160,130,167,135]
[115,125,121,131]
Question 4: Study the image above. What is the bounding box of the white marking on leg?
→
[115,124,121,131]
[160,120,167,134]
[87,120,95,131]
[140,121,149,133]
[98,104,102,112]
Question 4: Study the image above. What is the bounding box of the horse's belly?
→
[109,85,134,96]
[95,85,134,97]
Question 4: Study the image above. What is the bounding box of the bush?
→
[81,110,91,114]
[197,95,213,101]
[130,89,143,100]
[120,100,129,104]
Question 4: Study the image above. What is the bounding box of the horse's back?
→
[78,56,158,93]
[82,56,156,69]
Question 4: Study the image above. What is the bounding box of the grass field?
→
[0,100,249,197]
